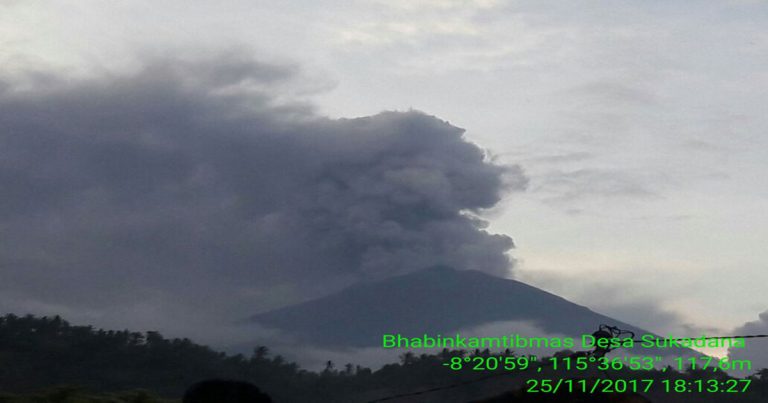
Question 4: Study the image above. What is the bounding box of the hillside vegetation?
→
[0,314,766,402]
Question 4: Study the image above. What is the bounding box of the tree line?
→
[0,314,766,402]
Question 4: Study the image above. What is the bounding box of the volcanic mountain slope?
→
[251,266,687,356]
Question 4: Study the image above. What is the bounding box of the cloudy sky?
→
[1,0,767,360]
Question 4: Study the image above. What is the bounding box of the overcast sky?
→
[1,0,767,360]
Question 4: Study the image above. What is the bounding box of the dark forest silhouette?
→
[183,379,271,403]
[473,389,652,403]
[0,314,766,402]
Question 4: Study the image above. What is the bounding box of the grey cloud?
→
[596,300,722,338]
[531,151,594,164]
[0,54,523,339]
[562,82,658,107]
[728,310,768,371]
[681,139,726,153]
[533,168,658,205]
[518,270,716,337]
[500,150,594,165]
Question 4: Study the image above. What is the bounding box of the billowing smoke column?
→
[0,54,526,333]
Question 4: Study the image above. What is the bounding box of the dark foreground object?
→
[472,390,651,403]
[183,379,272,403]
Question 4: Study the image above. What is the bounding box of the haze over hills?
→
[251,266,693,358]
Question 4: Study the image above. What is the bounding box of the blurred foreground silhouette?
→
[183,379,272,403]
[472,388,651,403]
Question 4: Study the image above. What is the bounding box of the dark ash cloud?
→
[0,54,524,338]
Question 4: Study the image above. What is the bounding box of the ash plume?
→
[0,54,525,337]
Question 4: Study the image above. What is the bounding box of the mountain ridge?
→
[251,266,682,355]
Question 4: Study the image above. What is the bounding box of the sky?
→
[1,0,767,363]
